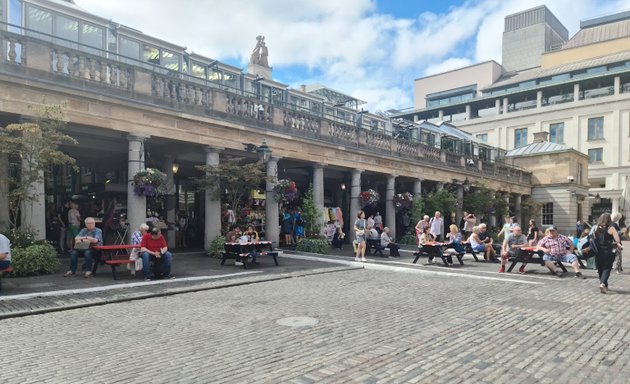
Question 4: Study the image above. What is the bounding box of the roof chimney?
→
[300,84,306,92]
[533,131,549,143]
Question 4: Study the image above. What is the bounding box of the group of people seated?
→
[63,217,174,281]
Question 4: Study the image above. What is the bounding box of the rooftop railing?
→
[0,26,531,185]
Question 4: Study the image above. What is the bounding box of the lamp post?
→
[257,139,272,163]
[463,177,471,192]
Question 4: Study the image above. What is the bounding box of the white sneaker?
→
[361,257,367,262]
[354,257,360,262]
[235,261,244,266]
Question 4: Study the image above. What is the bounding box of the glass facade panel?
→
[190,61,206,78]
[587,117,604,140]
[8,0,23,32]
[514,128,527,148]
[143,45,159,65]
[119,37,140,60]
[223,71,237,88]
[542,202,553,225]
[80,23,103,50]
[208,68,222,81]
[55,15,78,43]
[588,148,603,163]
[549,122,564,144]
[27,5,52,38]
[476,133,488,142]
[161,50,179,71]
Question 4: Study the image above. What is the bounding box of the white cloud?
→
[73,0,630,111]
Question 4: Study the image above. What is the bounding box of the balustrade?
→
[365,131,391,153]
[420,144,441,163]
[396,139,418,158]
[226,94,272,122]
[50,48,132,90]
[329,122,357,144]
[445,152,462,166]
[283,110,320,135]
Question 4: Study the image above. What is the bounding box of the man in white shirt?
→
[0,233,11,271]
[429,211,444,241]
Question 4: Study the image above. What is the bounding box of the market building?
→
[0,0,534,248]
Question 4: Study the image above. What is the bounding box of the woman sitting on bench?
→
[380,227,400,257]
[442,224,465,264]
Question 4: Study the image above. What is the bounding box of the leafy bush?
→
[10,243,60,277]
[399,234,418,246]
[4,228,36,248]
[295,238,329,254]
[207,236,226,258]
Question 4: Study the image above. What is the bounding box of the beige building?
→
[398,6,630,224]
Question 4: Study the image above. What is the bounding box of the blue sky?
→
[76,0,630,111]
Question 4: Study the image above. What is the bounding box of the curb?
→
[0,265,362,320]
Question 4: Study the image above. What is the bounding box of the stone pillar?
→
[614,76,621,95]
[413,179,422,197]
[573,83,580,102]
[0,156,9,230]
[349,169,362,241]
[413,115,419,123]
[265,157,280,247]
[502,98,508,114]
[514,194,522,226]
[536,91,542,108]
[162,154,176,249]
[20,159,46,240]
[495,99,501,115]
[204,147,221,250]
[465,105,471,120]
[313,164,325,235]
[385,175,396,237]
[456,184,464,225]
[127,134,148,241]
[438,110,444,120]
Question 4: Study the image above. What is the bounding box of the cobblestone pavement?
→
[2,259,630,384]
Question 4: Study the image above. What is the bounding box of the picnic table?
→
[413,241,464,266]
[221,241,278,269]
[93,244,140,280]
[506,246,568,273]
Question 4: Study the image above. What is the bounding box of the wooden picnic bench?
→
[221,241,278,269]
[0,266,13,293]
[506,247,568,273]
[413,242,464,266]
[366,238,386,256]
[93,245,139,280]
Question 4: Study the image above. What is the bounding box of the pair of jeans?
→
[596,249,615,287]
[0,260,11,270]
[140,251,172,278]
[69,249,96,273]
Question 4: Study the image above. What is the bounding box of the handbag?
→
[74,240,91,251]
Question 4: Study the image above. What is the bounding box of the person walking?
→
[593,213,622,293]
[354,211,367,262]
[611,212,623,273]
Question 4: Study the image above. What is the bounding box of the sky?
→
[74,0,630,112]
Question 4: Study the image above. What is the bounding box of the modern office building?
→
[0,0,534,245]
[398,5,630,225]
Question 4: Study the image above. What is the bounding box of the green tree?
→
[0,105,77,228]
[300,184,322,238]
[463,184,509,219]
[521,197,543,223]
[195,157,268,214]
[421,189,457,216]
[409,195,424,228]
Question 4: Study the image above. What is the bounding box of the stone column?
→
[456,184,464,225]
[20,159,46,240]
[495,99,501,115]
[349,169,362,241]
[536,91,543,108]
[413,179,422,197]
[502,98,508,114]
[313,164,325,235]
[162,154,176,248]
[438,110,444,120]
[614,76,621,95]
[265,157,280,247]
[514,194,522,226]
[127,134,148,241]
[385,175,396,237]
[465,105,471,120]
[0,156,10,230]
[204,147,221,250]
[573,83,580,102]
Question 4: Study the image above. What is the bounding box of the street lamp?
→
[463,177,471,192]
[172,161,180,175]
[256,139,272,163]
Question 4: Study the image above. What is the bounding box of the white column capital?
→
[127,133,150,142]
[204,146,223,154]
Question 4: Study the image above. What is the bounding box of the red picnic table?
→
[93,244,140,280]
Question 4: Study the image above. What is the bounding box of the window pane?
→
[143,45,159,65]
[27,5,52,38]
[161,50,179,71]
[9,0,23,31]
[208,68,222,81]
[119,37,140,60]
[81,23,103,51]
[549,122,564,144]
[55,15,78,45]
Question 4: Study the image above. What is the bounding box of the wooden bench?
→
[462,242,482,262]
[506,248,568,273]
[221,241,278,269]
[0,266,13,293]
[440,250,465,266]
[93,245,139,280]
[366,238,385,256]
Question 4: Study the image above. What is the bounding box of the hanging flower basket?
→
[272,179,298,203]
[132,168,167,198]
[393,192,413,211]
[359,189,380,208]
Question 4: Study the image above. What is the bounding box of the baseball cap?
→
[547,225,557,232]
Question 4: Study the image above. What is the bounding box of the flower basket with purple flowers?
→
[272,179,298,204]
[133,168,167,198]
[393,192,413,212]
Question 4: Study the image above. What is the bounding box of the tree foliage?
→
[521,197,543,222]
[409,195,424,229]
[0,104,77,228]
[463,184,509,218]
[300,184,322,237]
[195,157,268,213]
[420,189,457,216]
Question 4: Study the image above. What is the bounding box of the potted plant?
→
[393,192,413,212]
[359,189,380,209]
[272,179,298,204]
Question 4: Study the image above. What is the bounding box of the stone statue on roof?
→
[249,35,270,68]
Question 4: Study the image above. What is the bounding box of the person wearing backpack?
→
[593,213,622,293]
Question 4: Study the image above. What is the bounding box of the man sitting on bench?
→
[64,217,102,278]
[537,225,583,278]
[380,227,400,257]
[0,232,11,271]
[140,227,174,281]
[499,225,528,274]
